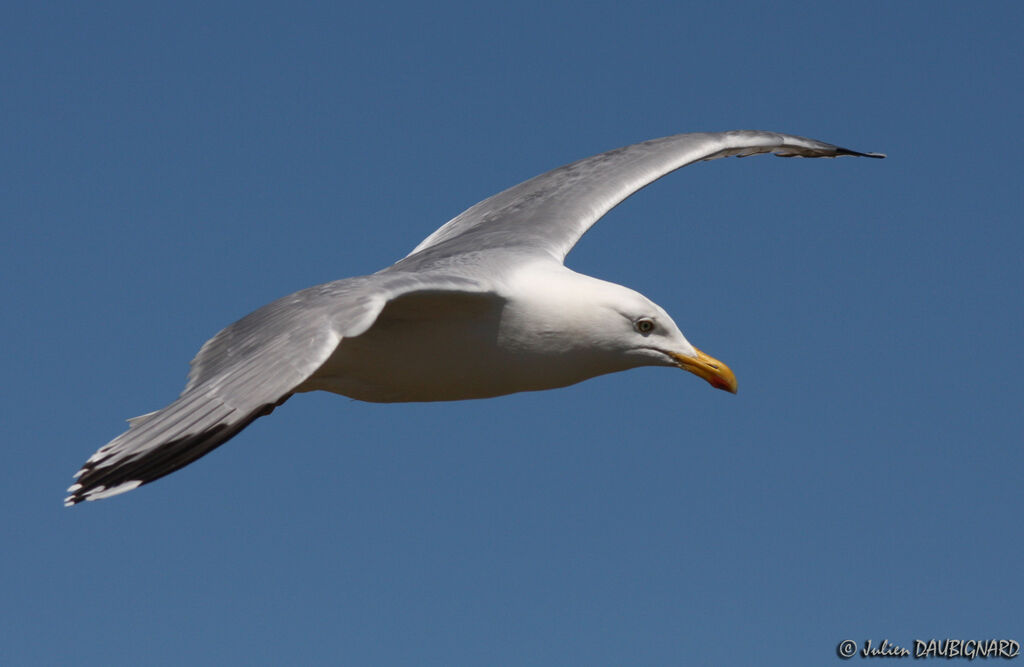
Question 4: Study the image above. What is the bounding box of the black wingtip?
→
[839,148,887,159]
[64,396,291,507]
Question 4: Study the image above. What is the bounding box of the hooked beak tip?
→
[672,347,738,394]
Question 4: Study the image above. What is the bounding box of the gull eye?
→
[634,318,655,334]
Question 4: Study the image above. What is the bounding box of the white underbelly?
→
[297,289,621,403]
[301,324,520,403]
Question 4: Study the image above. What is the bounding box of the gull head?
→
[502,265,738,394]
[600,283,738,394]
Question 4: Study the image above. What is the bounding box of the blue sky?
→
[3,2,1022,665]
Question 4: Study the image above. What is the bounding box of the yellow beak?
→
[671,347,738,394]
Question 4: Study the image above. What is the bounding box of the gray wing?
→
[402,130,884,266]
[66,272,485,505]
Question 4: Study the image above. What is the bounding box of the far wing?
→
[402,130,884,265]
[66,273,484,505]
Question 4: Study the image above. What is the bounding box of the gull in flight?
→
[66,130,883,505]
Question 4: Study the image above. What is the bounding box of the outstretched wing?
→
[66,273,484,505]
[401,130,884,265]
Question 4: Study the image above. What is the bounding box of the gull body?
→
[302,262,695,402]
[66,130,883,505]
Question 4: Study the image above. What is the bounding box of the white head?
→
[502,265,737,393]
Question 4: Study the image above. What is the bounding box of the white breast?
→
[299,265,642,403]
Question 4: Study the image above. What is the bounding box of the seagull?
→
[65,130,883,505]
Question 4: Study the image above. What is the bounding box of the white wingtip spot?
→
[67,483,82,493]
[83,480,142,502]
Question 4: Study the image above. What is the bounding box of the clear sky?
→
[4,2,1022,665]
